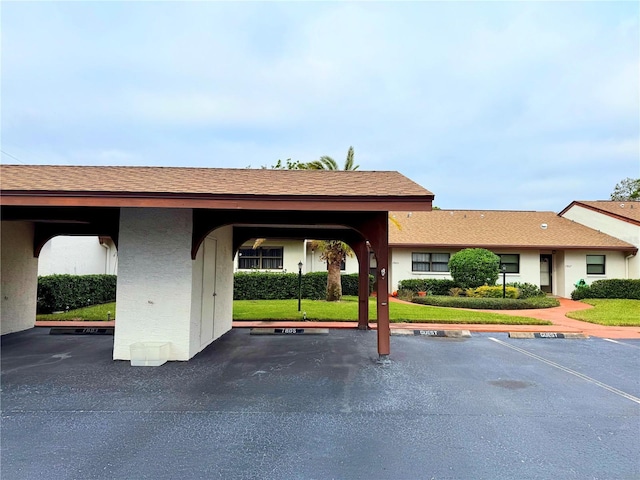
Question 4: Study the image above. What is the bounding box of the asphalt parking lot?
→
[2,328,639,480]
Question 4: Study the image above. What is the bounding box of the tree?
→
[309,240,353,301]
[302,147,360,300]
[610,177,640,201]
[448,248,500,289]
[304,146,359,171]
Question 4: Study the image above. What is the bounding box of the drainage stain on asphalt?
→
[488,380,533,390]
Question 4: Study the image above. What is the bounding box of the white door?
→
[200,237,217,347]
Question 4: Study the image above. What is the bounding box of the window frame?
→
[498,253,520,274]
[238,246,284,270]
[411,252,450,273]
[586,254,606,275]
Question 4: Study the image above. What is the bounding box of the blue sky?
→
[2,1,638,211]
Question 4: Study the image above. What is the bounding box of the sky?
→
[1,1,638,211]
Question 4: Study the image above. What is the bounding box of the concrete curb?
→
[392,329,471,338]
[49,326,114,335]
[508,332,588,339]
[250,328,329,335]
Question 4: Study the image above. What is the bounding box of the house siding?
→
[561,205,639,279]
[1,221,38,335]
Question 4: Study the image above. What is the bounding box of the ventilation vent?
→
[541,223,548,230]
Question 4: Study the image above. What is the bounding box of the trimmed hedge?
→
[234,272,374,300]
[571,279,640,300]
[467,286,519,299]
[507,282,546,299]
[398,279,545,300]
[397,279,458,296]
[37,274,117,314]
[411,295,560,310]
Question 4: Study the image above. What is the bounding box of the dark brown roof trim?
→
[1,192,433,212]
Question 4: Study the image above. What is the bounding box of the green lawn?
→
[234,296,551,325]
[565,299,640,326]
[36,297,551,325]
[36,302,116,321]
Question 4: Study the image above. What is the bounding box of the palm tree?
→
[303,147,359,301]
[305,146,359,171]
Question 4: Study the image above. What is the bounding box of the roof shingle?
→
[0,165,433,198]
[388,210,635,250]
[563,200,640,224]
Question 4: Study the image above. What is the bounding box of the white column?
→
[1,221,38,335]
[113,208,194,360]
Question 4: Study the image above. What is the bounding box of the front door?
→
[540,254,552,294]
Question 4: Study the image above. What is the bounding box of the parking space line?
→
[488,337,640,405]
[602,338,640,349]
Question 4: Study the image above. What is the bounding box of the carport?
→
[0,165,433,361]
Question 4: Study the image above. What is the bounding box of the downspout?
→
[100,241,110,274]
[625,253,636,279]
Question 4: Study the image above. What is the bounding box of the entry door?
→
[540,254,552,294]
[200,237,217,347]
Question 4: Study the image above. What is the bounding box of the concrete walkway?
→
[34,297,640,339]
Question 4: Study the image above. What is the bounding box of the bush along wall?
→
[37,274,117,313]
[397,279,458,296]
[571,279,640,300]
[233,272,374,300]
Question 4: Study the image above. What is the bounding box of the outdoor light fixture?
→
[501,264,507,298]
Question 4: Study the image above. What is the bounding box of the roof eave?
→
[0,191,434,212]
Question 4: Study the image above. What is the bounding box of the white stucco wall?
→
[560,250,628,297]
[190,225,234,357]
[114,208,194,361]
[562,205,639,278]
[1,222,38,335]
[38,236,118,276]
[305,243,359,274]
[235,239,307,273]
[390,248,556,294]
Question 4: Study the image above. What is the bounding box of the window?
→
[412,253,450,272]
[498,254,520,274]
[238,247,283,269]
[586,255,605,275]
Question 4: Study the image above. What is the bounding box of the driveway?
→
[2,328,639,479]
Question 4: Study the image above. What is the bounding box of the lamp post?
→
[298,261,303,312]
[501,264,507,298]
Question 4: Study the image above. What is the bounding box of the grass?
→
[36,302,116,321]
[234,296,551,325]
[565,299,640,326]
[35,297,551,325]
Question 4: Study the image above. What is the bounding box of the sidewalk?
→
[35,298,640,340]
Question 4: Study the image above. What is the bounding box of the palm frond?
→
[344,146,359,171]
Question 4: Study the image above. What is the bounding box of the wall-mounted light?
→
[380,268,386,278]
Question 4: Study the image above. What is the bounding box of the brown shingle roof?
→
[0,165,432,197]
[388,210,635,250]
[560,200,640,225]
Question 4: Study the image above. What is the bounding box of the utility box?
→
[130,342,170,367]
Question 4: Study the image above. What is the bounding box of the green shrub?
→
[448,248,500,289]
[397,278,458,295]
[234,271,373,300]
[468,285,519,299]
[411,295,559,310]
[508,282,546,299]
[571,286,592,300]
[37,274,117,314]
[571,279,640,300]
